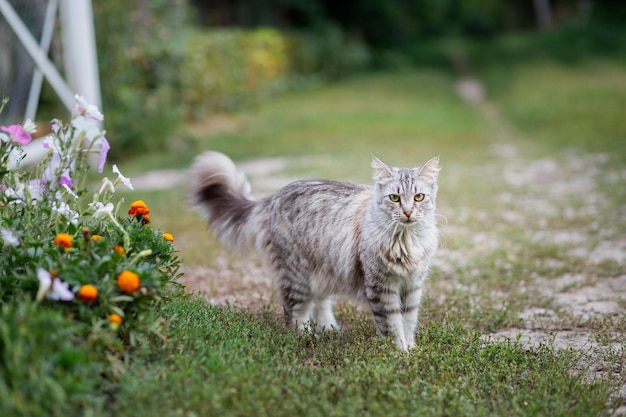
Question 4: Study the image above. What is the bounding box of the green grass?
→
[7,49,626,415]
[483,59,626,161]
[107,299,608,417]
[121,69,492,179]
[213,70,489,161]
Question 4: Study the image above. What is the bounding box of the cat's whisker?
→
[435,212,448,223]
[437,229,449,249]
[435,213,449,226]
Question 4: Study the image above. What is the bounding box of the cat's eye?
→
[414,193,425,202]
[388,194,401,203]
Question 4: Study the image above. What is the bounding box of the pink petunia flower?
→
[1,124,32,145]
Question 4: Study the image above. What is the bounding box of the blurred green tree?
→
[92,0,189,159]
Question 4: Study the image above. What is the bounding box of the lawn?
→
[4,56,625,416]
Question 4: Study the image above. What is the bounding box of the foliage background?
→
[84,0,626,160]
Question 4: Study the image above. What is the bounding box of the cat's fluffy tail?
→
[190,151,258,249]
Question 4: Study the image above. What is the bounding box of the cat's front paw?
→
[392,333,419,351]
[314,321,341,332]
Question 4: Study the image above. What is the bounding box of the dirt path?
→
[454,75,625,411]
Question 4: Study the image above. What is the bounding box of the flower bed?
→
[0,96,183,414]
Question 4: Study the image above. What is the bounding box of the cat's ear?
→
[419,156,440,183]
[371,156,394,182]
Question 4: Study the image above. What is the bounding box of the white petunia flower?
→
[50,279,75,301]
[74,95,104,122]
[42,135,62,154]
[52,201,79,225]
[3,182,41,204]
[36,268,51,301]
[3,184,25,203]
[22,118,37,134]
[27,180,43,202]
[88,201,103,210]
[72,115,102,142]
[112,164,134,190]
[72,96,105,147]
[92,202,115,218]
[62,184,79,199]
[36,267,75,302]
[1,228,19,246]
[98,177,116,194]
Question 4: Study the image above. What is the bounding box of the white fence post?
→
[59,0,101,110]
[1,0,102,167]
[0,0,74,111]
[25,0,59,121]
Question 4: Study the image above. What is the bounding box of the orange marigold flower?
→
[91,235,102,241]
[77,284,98,303]
[128,200,150,216]
[162,233,174,243]
[53,233,73,249]
[117,270,140,293]
[109,313,123,324]
[112,245,125,255]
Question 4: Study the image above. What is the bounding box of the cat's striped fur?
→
[190,152,440,350]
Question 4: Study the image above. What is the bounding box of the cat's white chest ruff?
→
[385,228,437,275]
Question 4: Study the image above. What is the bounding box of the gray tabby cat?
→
[190,152,440,350]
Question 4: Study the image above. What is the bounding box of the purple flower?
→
[97,137,110,173]
[1,124,32,145]
[59,174,74,188]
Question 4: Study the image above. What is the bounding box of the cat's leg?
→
[292,300,315,331]
[312,298,338,331]
[282,297,315,331]
[401,284,424,350]
[277,273,315,330]
[365,283,408,350]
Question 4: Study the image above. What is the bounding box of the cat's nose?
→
[403,211,412,218]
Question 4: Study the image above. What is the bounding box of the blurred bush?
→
[287,26,372,79]
[0,301,104,416]
[466,22,626,72]
[88,0,626,159]
[92,0,187,160]
[180,25,371,119]
[91,1,371,157]
[180,28,289,119]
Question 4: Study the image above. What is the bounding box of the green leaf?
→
[110,295,135,303]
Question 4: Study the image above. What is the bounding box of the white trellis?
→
[0,0,101,165]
